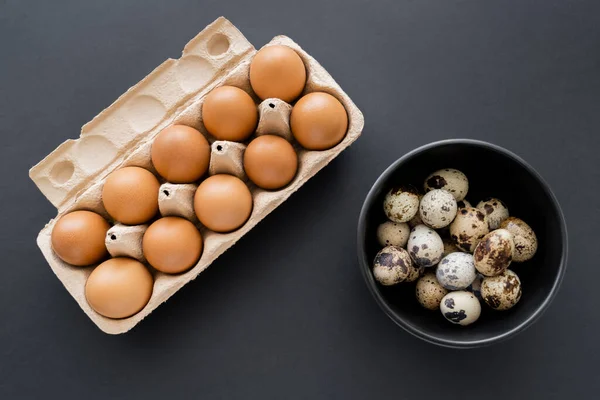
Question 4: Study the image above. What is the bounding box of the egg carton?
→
[29,17,364,334]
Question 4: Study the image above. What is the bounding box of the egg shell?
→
[51,210,110,266]
[407,194,424,227]
[383,185,420,223]
[436,252,476,290]
[473,229,515,276]
[442,237,461,257]
[499,217,538,262]
[477,198,509,230]
[372,246,413,286]
[202,85,258,142]
[415,272,448,310]
[407,224,444,267]
[449,207,489,253]
[424,168,469,201]
[419,189,458,229]
[481,269,522,310]
[376,221,410,248]
[467,273,484,300]
[405,264,424,283]
[456,199,472,209]
[440,291,481,326]
[243,135,298,190]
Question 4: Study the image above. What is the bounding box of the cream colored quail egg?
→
[424,168,469,201]
[436,252,476,290]
[440,291,481,326]
[473,229,515,276]
[419,189,457,229]
[407,224,444,268]
[405,263,424,283]
[408,194,424,228]
[449,207,489,252]
[372,245,413,286]
[477,198,509,230]
[415,272,448,310]
[456,199,472,209]
[481,269,522,310]
[500,217,538,262]
[383,185,420,223]
[376,221,410,248]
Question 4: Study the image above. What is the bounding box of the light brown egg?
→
[449,207,489,252]
[243,135,298,190]
[290,92,348,150]
[102,167,160,225]
[474,229,515,276]
[415,272,449,310]
[51,210,110,266]
[249,45,307,103]
[142,217,203,274]
[85,257,153,319]
[500,217,538,262]
[194,174,253,232]
[202,86,258,142]
[151,125,210,183]
[481,269,522,310]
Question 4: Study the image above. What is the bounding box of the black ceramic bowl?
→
[357,139,568,348]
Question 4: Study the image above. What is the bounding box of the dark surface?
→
[357,140,567,348]
[1,0,599,398]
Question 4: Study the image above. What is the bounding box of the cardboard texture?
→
[29,17,364,334]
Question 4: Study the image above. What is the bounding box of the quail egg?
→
[383,185,420,223]
[419,189,458,229]
[407,224,444,268]
[373,245,413,286]
[449,207,489,252]
[436,252,476,290]
[473,229,515,276]
[442,237,461,257]
[499,217,538,262]
[467,273,484,300]
[481,269,522,310]
[424,168,469,201]
[407,194,424,228]
[376,221,410,248]
[415,272,448,310]
[477,198,509,230]
[406,264,424,283]
[456,199,472,209]
[440,291,481,326]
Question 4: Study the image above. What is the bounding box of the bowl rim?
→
[356,138,568,349]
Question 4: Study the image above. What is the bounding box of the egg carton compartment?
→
[31,18,364,334]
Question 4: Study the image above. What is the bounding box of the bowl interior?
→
[358,140,566,347]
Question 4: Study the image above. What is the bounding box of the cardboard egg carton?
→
[29,17,364,334]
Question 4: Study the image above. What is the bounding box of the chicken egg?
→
[473,229,514,276]
[250,45,307,103]
[499,217,538,262]
[449,207,489,252]
[202,86,258,142]
[424,168,469,201]
[376,221,410,248]
[383,185,420,223]
[419,189,457,229]
[440,291,481,326]
[481,269,522,310]
[243,135,298,190]
[477,197,509,230]
[51,210,110,266]
[407,224,444,268]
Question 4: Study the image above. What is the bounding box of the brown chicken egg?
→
[102,166,160,225]
[142,217,203,274]
[291,92,348,150]
[151,124,210,183]
[249,45,307,103]
[51,210,110,266]
[194,174,253,233]
[85,257,153,319]
[202,86,258,142]
[243,135,298,190]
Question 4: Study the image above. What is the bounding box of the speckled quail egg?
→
[376,221,410,248]
[424,168,469,201]
[440,291,481,326]
[406,264,424,283]
[419,189,458,229]
[456,199,472,209]
[383,185,420,223]
[415,272,448,310]
[473,229,515,276]
[436,252,476,290]
[407,224,444,268]
[442,237,461,257]
[408,194,424,228]
[477,198,509,230]
[481,269,522,310]
[500,217,538,262]
[372,245,413,286]
[467,273,484,300]
[449,207,489,253]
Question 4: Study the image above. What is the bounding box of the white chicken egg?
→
[407,224,444,268]
[436,252,476,290]
[440,291,481,326]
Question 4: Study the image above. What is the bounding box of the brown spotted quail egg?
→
[473,229,515,276]
[477,198,509,230]
[372,245,413,286]
[407,194,424,228]
[481,269,522,310]
[442,237,461,257]
[440,291,481,326]
[467,273,484,300]
[449,207,489,253]
[415,272,448,310]
[436,252,476,290]
[383,185,420,223]
[456,199,472,209]
[407,224,444,268]
[499,217,538,262]
[376,221,410,248]
[424,168,469,201]
[405,264,424,283]
[419,189,457,229]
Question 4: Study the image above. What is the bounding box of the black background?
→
[1,0,599,398]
